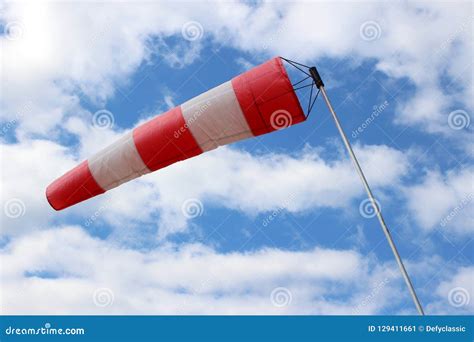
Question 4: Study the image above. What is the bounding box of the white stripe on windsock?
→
[88,131,150,191]
[181,81,253,152]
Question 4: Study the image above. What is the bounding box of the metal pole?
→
[306,66,424,315]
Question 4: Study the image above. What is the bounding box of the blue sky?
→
[0,1,472,315]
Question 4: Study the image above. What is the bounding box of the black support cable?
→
[307,89,320,119]
[292,75,310,87]
[280,57,311,69]
[294,83,314,91]
[281,59,310,76]
[307,82,315,115]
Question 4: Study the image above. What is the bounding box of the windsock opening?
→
[46,161,105,211]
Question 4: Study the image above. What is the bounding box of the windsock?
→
[46,57,306,210]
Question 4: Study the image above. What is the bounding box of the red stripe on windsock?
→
[133,106,203,171]
[46,161,105,210]
[231,57,306,136]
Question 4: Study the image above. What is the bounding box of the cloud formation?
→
[1,0,472,316]
[404,168,473,235]
[1,133,410,239]
[0,226,403,314]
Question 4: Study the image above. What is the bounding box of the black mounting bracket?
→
[309,66,324,89]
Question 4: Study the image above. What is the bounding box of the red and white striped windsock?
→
[46,57,306,210]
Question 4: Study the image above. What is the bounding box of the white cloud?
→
[0,139,76,235]
[0,226,405,314]
[404,168,473,235]
[2,1,472,141]
[0,131,410,239]
[146,142,409,238]
[187,1,472,138]
[0,1,202,137]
